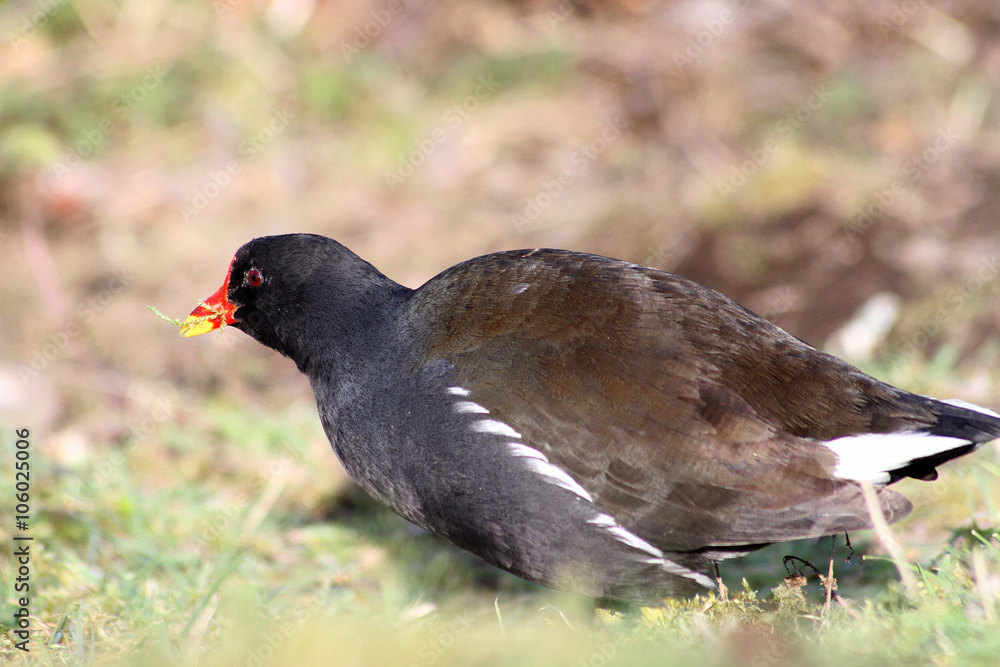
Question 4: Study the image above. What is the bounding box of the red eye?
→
[246,269,263,287]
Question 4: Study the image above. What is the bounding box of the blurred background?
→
[2,0,1000,662]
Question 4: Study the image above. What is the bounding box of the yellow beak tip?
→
[180,316,220,338]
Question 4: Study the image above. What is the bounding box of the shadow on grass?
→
[318,481,907,607]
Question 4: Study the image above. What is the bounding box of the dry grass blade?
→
[859,480,920,599]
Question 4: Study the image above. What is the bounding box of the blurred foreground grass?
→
[2,375,1000,666]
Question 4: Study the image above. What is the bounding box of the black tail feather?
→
[928,399,1000,443]
[890,397,1000,483]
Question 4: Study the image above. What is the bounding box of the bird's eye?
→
[246,268,263,287]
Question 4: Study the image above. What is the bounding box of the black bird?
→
[180,233,1000,602]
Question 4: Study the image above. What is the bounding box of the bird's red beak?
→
[180,257,238,337]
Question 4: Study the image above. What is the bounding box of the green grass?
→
[2,394,999,666]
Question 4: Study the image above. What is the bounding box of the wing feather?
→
[409,250,924,550]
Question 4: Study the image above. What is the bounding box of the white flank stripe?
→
[507,442,549,462]
[941,398,1000,419]
[643,557,718,589]
[522,458,594,501]
[588,513,662,558]
[471,419,522,439]
[446,386,471,396]
[587,513,714,587]
[824,431,969,483]
[507,442,593,501]
[588,513,618,528]
[453,401,490,414]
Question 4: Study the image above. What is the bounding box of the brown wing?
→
[409,249,913,551]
